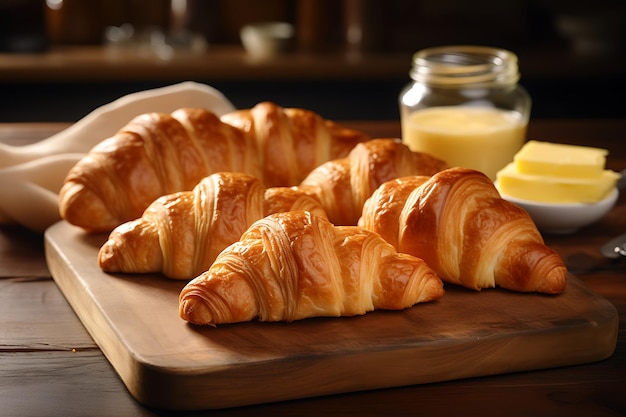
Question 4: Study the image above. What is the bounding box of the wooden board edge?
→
[44,228,142,402]
[43,222,620,411]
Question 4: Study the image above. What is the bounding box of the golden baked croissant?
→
[179,211,444,325]
[98,172,328,280]
[297,138,447,225]
[59,102,368,232]
[358,167,567,294]
[220,101,367,187]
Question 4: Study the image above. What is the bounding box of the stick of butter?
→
[496,140,620,203]
[497,162,619,203]
[514,140,608,178]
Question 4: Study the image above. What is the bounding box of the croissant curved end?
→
[537,264,568,295]
[98,219,162,274]
[422,275,446,302]
[98,240,120,272]
[179,294,215,327]
[503,249,568,294]
[59,182,119,233]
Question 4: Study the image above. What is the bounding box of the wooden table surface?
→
[1,119,625,417]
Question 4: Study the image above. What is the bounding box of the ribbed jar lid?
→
[410,45,520,88]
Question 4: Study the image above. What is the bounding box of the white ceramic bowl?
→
[498,187,619,234]
[240,22,294,58]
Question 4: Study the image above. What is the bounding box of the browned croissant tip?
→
[423,275,446,302]
[539,266,568,295]
[179,295,214,326]
[97,238,131,274]
[97,240,117,272]
[59,182,118,233]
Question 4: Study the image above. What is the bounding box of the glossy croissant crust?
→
[297,138,448,225]
[358,167,568,294]
[98,172,327,280]
[179,211,444,325]
[59,102,368,232]
[98,140,447,280]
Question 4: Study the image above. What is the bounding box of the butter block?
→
[514,140,608,178]
[496,162,620,203]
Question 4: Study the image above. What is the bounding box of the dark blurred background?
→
[0,0,624,122]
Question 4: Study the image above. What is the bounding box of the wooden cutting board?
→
[44,220,618,411]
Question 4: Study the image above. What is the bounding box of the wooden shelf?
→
[2,44,624,84]
[0,45,412,83]
[1,44,624,122]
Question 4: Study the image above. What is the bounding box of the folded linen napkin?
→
[0,82,236,232]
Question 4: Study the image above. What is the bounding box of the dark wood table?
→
[1,119,625,417]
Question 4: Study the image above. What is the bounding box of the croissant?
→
[220,101,367,187]
[98,172,328,280]
[179,211,444,325]
[59,102,368,232]
[297,138,448,225]
[358,167,567,294]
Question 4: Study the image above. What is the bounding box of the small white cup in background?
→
[240,22,295,58]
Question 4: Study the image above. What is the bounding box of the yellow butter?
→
[514,140,608,178]
[402,106,526,181]
[496,162,620,203]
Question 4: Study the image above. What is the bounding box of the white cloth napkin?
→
[0,81,236,232]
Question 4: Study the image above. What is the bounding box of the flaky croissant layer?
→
[59,102,369,232]
[179,211,444,325]
[98,172,327,280]
[297,138,448,226]
[97,139,449,280]
[358,167,568,294]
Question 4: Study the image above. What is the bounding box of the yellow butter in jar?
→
[399,45,531,180]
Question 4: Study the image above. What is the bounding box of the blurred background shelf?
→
[0,45,414,82]
[1,0,624,122]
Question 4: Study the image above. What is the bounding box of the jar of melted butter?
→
[399,45,531,180]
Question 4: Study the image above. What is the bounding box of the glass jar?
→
[399,45,531,180]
